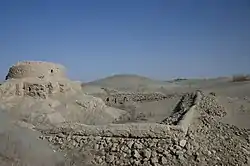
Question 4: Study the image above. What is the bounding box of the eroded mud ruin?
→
[0,61,249,166]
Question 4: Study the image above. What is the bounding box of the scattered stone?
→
[160,156,168,165]
[133,150,141,159]
[134,160,140,165]
[134,142,143,149]
[127,141,134,149]
[207,150,212,155]
[94,144,99,150]
[106,154,115,163]
[151,150,157,157]
[179,139,187,147]
[150,157,158,165]
[36,91,250,166]
[177,153,185,160]
[142,149,151,159]
[95,156,103,164]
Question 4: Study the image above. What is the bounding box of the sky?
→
[0,0,250,81]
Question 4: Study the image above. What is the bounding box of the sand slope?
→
[0,109,66,166]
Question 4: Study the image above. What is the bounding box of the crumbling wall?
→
[98,92,177,107]
[0,79,80,99]
[1,61,84,99]
[39,91,203,166]
[5,61,66,80]
[41,123,185,139]
[40,124,187,166]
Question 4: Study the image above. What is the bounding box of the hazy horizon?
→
[1,0,250,82]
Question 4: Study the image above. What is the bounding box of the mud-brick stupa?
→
[0,61,125,127]
[1,61,82,99]
[5,61,66,80]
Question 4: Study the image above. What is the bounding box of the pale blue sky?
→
[0,0,250,81]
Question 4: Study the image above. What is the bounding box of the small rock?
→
[99,149,105,156]
[175,145,182,150]
[151,151,157,157]
[134,160,140,165]
[126,149,132,155]
[111,138,118,143]
[169,147,176,154]
[150,157,158,165]
[48,136,53,142]
[72,140,77,147]
[127,141,134,149]
[134,142,143,149]
[122,153,127,158]
[39,135,45,140]
[163,150,172,157]
[105,137,111,143]
[57,133,65,138]
[179,139,187,147]
[115,160,121,165]
[106,154,115,163]
[247,136,250,143]
[142,149,151,159]
[94,144,99,150]
[247,157,250,165]
[156,147,164,154]
[99,144,104,150]
[160,156,168,165]
[177,154,185,160]
[110,146,116,152]
[207,151,212,155]
[133,150,141,159]
[95,156,103,164]
[194,153,199,161]
[121,145,125,151]
[175,150,183,156]
[74,136,82,143]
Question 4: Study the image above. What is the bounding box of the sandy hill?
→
[87,74,179,92]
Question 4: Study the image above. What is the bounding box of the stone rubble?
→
[38,91,250,166]
[161,92,196,125]
[95,87,181,106]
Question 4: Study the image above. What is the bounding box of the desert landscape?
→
[0,61,249,166]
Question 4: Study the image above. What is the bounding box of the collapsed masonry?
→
[39,91,250,166]
[92,87,180,106]
[1,61,80,99]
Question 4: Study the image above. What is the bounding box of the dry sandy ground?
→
[0,109,67,166]
[135,98,180,123]
[207,82,250,129]
[88,75,250,129]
